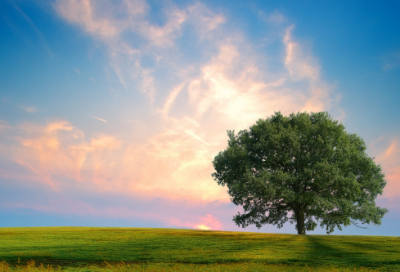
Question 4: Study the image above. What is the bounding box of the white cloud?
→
[89,115,108,123]
[283,26,334,113]
[54,0,225,99]
[284,26,319,81]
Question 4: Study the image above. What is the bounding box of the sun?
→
[196,224,211,230]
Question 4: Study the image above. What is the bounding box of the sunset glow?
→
[196,225,211,230]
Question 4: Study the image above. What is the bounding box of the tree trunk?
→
[296,207,306,235]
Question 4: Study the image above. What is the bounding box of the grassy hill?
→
[0,227,399,271]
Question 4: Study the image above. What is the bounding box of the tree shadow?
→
[303,235,399,269]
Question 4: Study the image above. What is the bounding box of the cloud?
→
[54,0,225,100]
[54,0,135,40]
[0,0,354,230]
[284,26,335,113]
[185,2,225,39]
[372,138,400,200]
[182,30,335,134]
[44,120,74,132]
[184,130,210,146]
[0,119,227,202]
[53,0,152,96]
[139,6,186,48]
[195,214,222,230]
[89,115,108,123]
[284,26,319,81]
[156,83,184,118]
[1,121,119,190]
[0,18,343,211]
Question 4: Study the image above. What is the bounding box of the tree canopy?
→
[211,111,388,234]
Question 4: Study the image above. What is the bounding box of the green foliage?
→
[211,111,388,234]
[1,227,399,271]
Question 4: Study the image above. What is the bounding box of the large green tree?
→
[211,111,388,235]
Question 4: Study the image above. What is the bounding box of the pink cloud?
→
[0,119,229,202]
[195,214,222,230]
[139,7,186,48]
[372,139,400,200]
[1,121,123,191]
[384,165,400,199]
[54,0,147,40]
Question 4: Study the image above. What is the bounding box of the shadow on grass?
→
[305,236,387,269]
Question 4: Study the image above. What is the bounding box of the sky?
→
[0,0,399,236]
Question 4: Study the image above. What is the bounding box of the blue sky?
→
[0,0,399,236]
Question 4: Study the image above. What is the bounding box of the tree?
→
[211,111,388,235]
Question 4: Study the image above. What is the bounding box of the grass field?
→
[0,227,399,271]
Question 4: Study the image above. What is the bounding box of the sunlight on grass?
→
[0,260,384,272]
[0,227,398,271]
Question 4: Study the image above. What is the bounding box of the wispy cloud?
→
[377,141,400,199]
[367,135,400,204]
[284,26,319,81]
[184,130,210,146]
[54,0,225,101]
[157,83,185,118]
[90,115,108,123]
[284,26,335,113]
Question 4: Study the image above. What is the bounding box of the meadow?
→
[0,227,399,271]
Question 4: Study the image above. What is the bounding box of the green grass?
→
[0,227,399,271]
